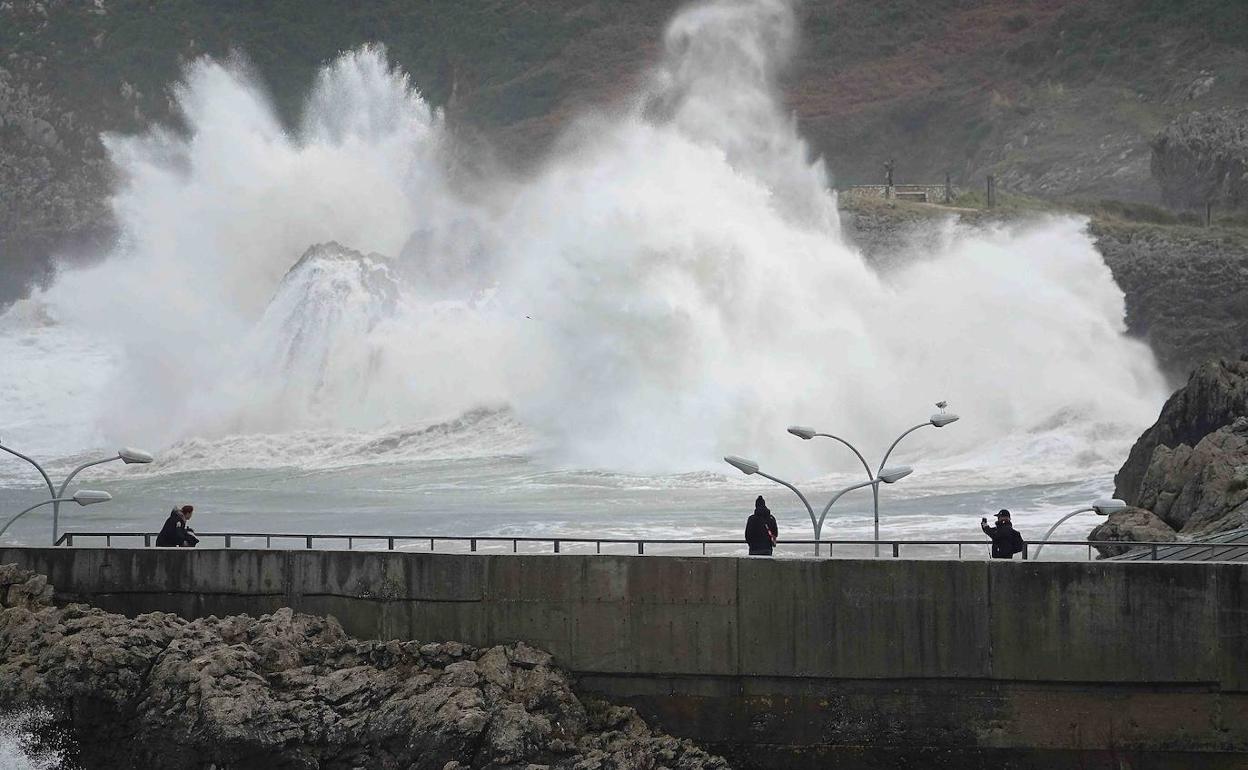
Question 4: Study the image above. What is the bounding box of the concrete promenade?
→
[2,547,1246,769]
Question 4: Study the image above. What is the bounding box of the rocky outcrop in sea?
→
[0,563,729,770]
[1094,356,1248,555]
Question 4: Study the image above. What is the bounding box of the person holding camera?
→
[156,504,199,547]
[981,509,1025,559]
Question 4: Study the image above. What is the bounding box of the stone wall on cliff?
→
[0,563,727,770]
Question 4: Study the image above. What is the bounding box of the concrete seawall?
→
[3,547,1246,769]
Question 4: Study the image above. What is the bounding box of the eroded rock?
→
[1114,356,1248,505]
[0,565,729,770]
[1088,506,1178,557]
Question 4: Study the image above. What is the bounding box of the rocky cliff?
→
[1152,107,1248,212]
[0,563,728,770]
[1114,356,1248,505]
[1092,356,1248,554]
[1090,221,1248,380]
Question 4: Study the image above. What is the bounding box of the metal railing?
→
[42,531,1218,560]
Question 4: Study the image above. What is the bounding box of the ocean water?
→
[0,0,1167,565]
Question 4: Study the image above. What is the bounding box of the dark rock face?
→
[1091,223,1248,382]
[1088,506,1177,558]
[1152,107,1248,212]
[0,563,728,770]
[1131,417,1248,535]
[1114,356,1248,506]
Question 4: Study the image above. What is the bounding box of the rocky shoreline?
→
[0,564,727,770]
[1087,355,1248,555]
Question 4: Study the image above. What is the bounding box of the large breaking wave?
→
[1,0,1166,481]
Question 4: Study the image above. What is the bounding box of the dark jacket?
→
[982,522,1024,559]
[156,510,193,547]
[745,511,778,554]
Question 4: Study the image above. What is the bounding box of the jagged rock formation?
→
[1130,416,1248,534]
[0,563,728,770]
[1152,107,1248,212]
[1114,356,1248,505]
[1095,356,1248,556]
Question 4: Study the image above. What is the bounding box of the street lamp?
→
[789,404,959,556]
[1032,498,1128,559]
[0,440,153,544]
[0,490,113,540]
[723,455,913,554]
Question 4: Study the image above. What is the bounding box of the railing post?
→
[306,536,313,549]
[66,534,73,547]
[1022,543,1029,560]
[513,539,517,553]
[638,541,644,555]
[266,536,272,548]
[430,537,435,551]
[225,535,232,548]
[892,542,900,558]
[554,540,560,554]
[106,535,112,547]
[144,534,151,548]
[702,542,706,556]
[470,538,477,552]
[1151,544,1158,560]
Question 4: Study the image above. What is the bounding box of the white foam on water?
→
[0,0,1168,504]
[0,710,66,770]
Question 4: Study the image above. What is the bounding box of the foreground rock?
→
[1130,416,1248,535]
[1114,356,1248,506]
[1097,357,1248,555]
[1087,507,1178,557]
[0,564,728,770]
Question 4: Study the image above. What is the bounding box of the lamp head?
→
[118,447,154,464]
[724,455,760,475]
[930,413,960,428]
[72,489,112,506]
[877,465,913,484]
[787,426,816,440]
[1091,498,1127,515]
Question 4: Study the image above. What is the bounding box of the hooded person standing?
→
[745,496,779,556]
[981,509,1025,559]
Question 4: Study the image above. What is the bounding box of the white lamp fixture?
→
[787,402,959,555]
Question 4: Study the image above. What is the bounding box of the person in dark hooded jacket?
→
[745,496,779,556]
[156,504,197,547]
[981,509,1025,559]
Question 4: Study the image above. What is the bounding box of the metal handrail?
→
[37,531,1226,560]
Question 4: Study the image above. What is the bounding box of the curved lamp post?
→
[789,407,959,556]
[1032,498,1127,559]
[0,490,113,540]
[0,440,152,544]
[724,455,912,555]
